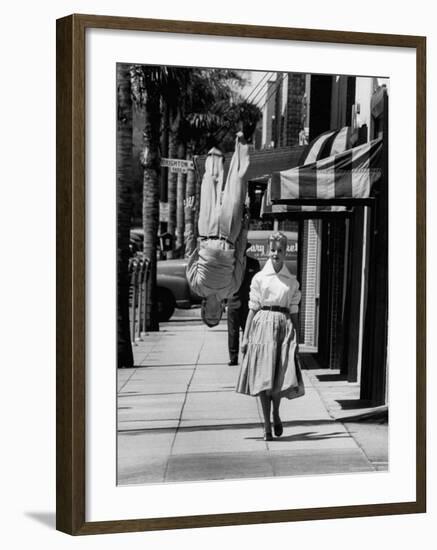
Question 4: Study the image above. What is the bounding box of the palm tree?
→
[128,66,261,330]
[176,140,187,250]
[182,87,261,244]
[175,81,190,252]
[116,63,134,367]
[130,65,166,331]
[163,68,246,255]
[159,98,169,208]
[141,90,161,331]
[164,69,192,257]
[165,105,180,258]
[185,141,196,236]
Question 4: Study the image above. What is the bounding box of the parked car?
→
[129,227,146,257]
[131,229,298,322]
[156,257,202,320]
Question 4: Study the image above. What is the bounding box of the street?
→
[117,311,388,485]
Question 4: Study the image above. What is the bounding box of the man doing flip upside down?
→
[184,131,250,327]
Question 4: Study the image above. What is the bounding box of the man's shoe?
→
[228,359,238,366]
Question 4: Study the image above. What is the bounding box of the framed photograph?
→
[56,14,426,535]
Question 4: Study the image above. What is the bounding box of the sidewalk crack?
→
[163,336,206,482]
[306,372,378,471]
[341,422,378,471]
[118,367,138,393]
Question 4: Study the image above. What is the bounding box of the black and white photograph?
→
[116,64,389,486]
[2,0,434,542]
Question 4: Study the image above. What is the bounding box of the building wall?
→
[280,74,289,146]
[355,77,390,138]
[355,77,374,133]
[300,220,320,349]
[261,80,277,147]
[285,73,307,146]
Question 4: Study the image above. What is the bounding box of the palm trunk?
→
[142,90,161,331]
[185,142,196,244]
[166,106,181,258]
[116,64,134,368]
[176,141,186,250]
[160,99,169,204]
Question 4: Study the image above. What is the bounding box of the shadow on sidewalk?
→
[129,362,230,369]
[316,373,349,382]
[119,418,343,435]
[245,430,350,442]
[336,399,372,409]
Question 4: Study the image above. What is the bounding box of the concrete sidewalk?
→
[117,317,388,485]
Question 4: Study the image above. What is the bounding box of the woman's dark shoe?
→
[273,417,283,437]
[264,431,273,441]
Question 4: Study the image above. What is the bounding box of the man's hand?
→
[184,195,195,210]
[184,195,195,218]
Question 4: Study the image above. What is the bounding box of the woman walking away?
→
[236,232,304,441]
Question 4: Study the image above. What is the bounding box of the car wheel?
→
[156,287,175,322]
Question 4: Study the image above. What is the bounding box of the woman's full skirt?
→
[236,310,304,399]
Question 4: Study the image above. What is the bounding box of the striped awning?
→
[262,126,356,215]
[299,126,355,165]
[261,130,382,216]
[271,137,382,202]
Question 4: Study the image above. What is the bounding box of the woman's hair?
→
[268,232,288,249]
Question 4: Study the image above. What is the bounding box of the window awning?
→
[299,125,355,165]
[271,137,382,202]
[262,135,383,215]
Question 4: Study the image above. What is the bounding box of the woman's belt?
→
[261,306,289,314]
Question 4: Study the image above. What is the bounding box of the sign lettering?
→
[247,241,298,259]
[160,158,194,170]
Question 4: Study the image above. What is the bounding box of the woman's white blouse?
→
[248,259,301,313]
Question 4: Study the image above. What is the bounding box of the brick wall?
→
[285,73,307,146]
